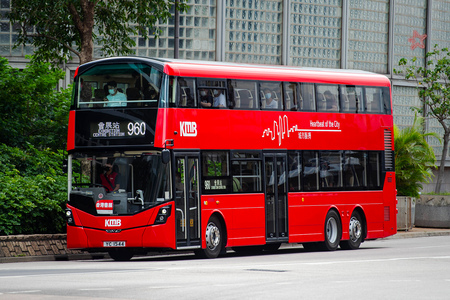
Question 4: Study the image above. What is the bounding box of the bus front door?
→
[264,153,289,243]
[175,154,201,249]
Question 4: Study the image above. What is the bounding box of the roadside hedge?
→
[0,144,67,235]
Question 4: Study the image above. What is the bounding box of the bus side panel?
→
[200,194,266,248]
[162,110,392,151]
[383,172,397,238]
[288,191,386,243]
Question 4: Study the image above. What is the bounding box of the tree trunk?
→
[69,0,95,65]
[435,131,450,193]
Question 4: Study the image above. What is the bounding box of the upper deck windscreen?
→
[75,62,163,109]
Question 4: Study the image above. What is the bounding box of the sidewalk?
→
[386,226,450,239]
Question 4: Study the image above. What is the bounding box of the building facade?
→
[1,0,450,190]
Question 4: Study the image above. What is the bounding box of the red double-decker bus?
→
[66,57,396,261]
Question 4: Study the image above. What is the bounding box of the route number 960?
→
[128,122,146,136]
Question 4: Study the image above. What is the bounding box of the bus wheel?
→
[321,210,341,251]
[340,211,363,250]
[108,249,134,261]
[197,216,223,259]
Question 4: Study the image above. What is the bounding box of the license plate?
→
[103,241,126,247]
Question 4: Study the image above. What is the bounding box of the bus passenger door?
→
[264,153,289,243]
[174,154,201,248]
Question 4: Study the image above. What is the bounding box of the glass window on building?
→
[394,0,427,73]
[348,0,389,73]
[226,0,283,64]
[431,0,450,50]
[108,1,216,61]
[392,85,421,130]
[290,0,342,68]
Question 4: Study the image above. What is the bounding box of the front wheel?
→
[196,216,224,259]
[340,211,364,250]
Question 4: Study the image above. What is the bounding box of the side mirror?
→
[161,149,170,164]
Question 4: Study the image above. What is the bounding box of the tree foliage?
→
[397,45,450,193]
[394,115,439,197]
[0,144,67,235]
[9,0,189,65]
[0,57,70,235]
[0,56,71,150]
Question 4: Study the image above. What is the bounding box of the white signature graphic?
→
[262,115,341,146]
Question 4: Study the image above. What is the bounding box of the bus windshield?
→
[70,151,171,215]
[76,63,163,108]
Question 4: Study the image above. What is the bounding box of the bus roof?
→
[78,56,391,87]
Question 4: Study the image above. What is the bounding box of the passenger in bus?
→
[199,88,213,108]
[263,88,278,109]
[213,89,226,107]
[100,164,121,193]
[324,90,338,111]
[105,81,127,107]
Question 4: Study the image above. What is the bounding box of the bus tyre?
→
[340,211,363,250]
[108,249,134,261]
[197,216,224,259]
[321,210,341,251]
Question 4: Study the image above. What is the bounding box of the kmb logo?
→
[105,219,121,227]
[180,121,197,137]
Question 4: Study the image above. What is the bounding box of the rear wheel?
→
[320,210,341,251]
[196,216,224,259]
[340,211,364,250]
[108,249,134,261]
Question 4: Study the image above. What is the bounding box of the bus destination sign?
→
[91,121,146,138]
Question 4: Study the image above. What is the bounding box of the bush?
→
[394,115,439,198]
[0,145,67,235]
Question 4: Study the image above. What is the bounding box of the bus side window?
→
[177,78,197,108]
[259,81,282,110]
[228,79,257,110]
[366,87,382,113]
[316,84,339,112]
[299,83,315,111]
[283,82,298,111]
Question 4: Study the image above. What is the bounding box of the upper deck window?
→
[76,63,163,109]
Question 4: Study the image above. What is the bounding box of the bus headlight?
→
[154,205,172,225]
[65,208,75,226]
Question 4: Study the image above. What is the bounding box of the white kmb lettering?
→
[105,219,121,227]
[180,121,197,137]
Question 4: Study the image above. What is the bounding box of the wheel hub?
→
[205,222,220,250]
[326,218,338,243]
[349,216,362,242]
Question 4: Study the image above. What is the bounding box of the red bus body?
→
[66,58,396,259]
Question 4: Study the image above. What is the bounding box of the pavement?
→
[1,227,449,264]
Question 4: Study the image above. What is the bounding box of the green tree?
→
[0,144,67,235]
[394,115,439,197]
[0,56,70,150]
[397,45,450,193]
[9,0,188,65]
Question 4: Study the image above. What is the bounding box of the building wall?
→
[1,0,450,189]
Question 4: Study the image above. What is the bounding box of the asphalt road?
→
[0,236,449,300]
